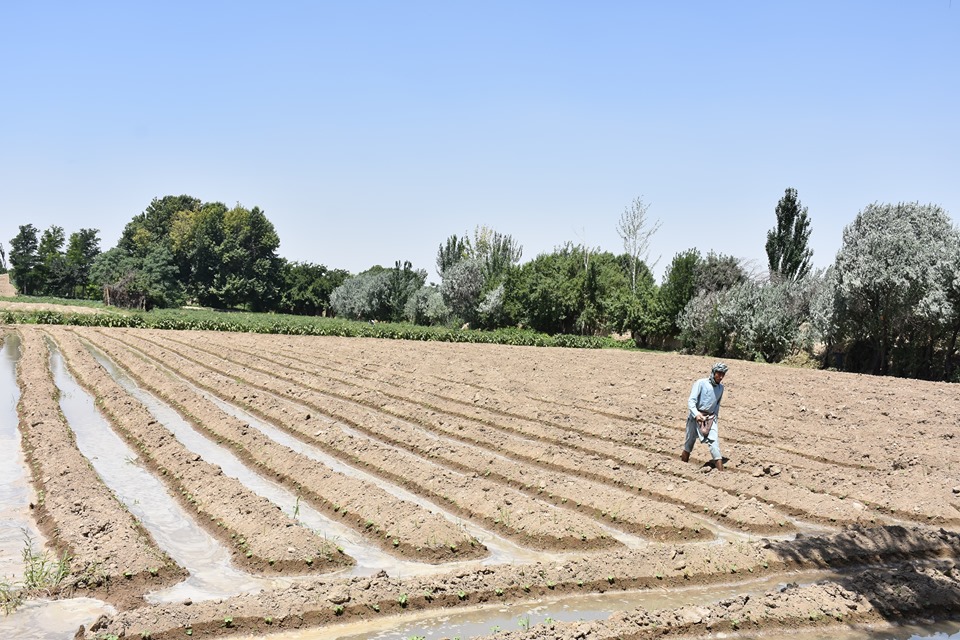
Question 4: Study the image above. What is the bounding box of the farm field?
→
[2,323,960,640]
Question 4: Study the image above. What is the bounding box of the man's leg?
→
[682,418,697,462]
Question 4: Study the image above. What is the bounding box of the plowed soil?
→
[3,324,959,640]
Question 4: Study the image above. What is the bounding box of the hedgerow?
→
[0,307,632,351]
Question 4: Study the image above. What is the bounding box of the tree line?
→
[5,191,960,381]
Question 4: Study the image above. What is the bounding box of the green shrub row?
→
[1,309,630,351]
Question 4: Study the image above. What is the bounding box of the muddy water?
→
[236,568,960,640]
[135,353,557,568]
[0,334,46,578]
[0,337,115,639]
[85,344,444,581]
[0,597,117,640]
[237,570,848,640]
[206,392,564,566]
[48,345,278,603]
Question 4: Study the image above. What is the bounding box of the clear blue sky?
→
[2,1,957,282]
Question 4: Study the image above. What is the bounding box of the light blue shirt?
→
[688,378,723,422]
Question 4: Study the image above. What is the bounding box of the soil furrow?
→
[226,335,946,527]
[306,341,874,471]
[14,327,186,607]
[81,525,960,640]
[158,332,877,530]
[45,327,346,577]
[148,335,718,541]
[108,329,617,553]
[80,327,482,563]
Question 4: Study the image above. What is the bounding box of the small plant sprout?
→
[372,604,380,612]
[457,590,467,600]
[223,616,233,627]
[495,587,504,596]
[334,605,344,616]
[546,580,555,589]
[398,593,408,607]
[264,616,273,624]
[518,616,531,631]
[607,575,615,584]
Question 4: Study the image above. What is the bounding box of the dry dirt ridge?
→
[1,325,958,639]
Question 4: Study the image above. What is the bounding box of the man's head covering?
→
[711,362,728,375]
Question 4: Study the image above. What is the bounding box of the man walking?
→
[681,362,727,470]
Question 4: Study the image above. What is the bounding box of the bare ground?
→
[2,324,958,639]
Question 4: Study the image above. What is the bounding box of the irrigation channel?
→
[81,339,560,571]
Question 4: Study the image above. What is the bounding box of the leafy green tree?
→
[90,245,184,309]
[504,244,631,335]
[385,260,427,322]
[472,225,523,284]
[436,234,471,276]
[278,261,349,315]
[657,249,701,337]
[213,205,284,310]
[34,225,68,295]
[169,201,228,305]
[505,246,584,334]
[64,228,101,298]
[440,258,486,324]
[405,285,450,325]
[118,195,201,257]
[9,224,40,295]
[766,187,813,281]
[832,202,960,377]
[330,262,425,322]
[695,251,747,294]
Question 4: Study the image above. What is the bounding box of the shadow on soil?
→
[773,525,960,635]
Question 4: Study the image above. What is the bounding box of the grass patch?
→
[0,530,71,614]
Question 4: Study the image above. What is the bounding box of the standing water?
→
[0,334,115,639]
[0,333,45,579]
[48,343,275,602]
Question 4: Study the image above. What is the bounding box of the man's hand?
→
[695,412,705,423]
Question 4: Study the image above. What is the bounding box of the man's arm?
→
[687,380,703,420]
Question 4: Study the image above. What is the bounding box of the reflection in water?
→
[0,334,46,578]
[48,344,274,603]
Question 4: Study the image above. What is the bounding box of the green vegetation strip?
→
[1,306,628,349]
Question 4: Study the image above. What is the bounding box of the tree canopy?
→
[765,187,813,281]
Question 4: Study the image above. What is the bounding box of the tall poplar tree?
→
[766,188,813,281]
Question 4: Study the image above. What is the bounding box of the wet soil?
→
[2,325,959,639]
[13,329,186,608]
